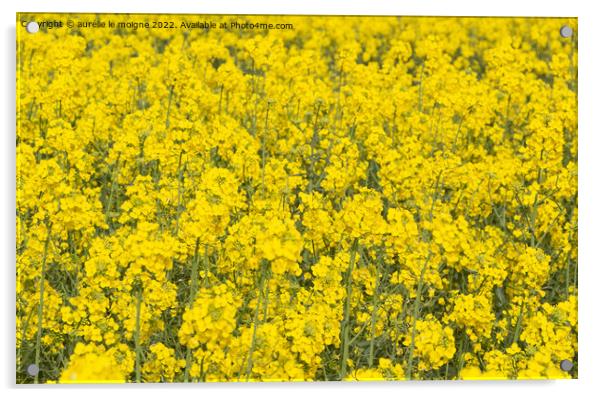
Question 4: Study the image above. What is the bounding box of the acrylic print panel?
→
[16,13,578,383]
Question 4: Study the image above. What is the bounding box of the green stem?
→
[134,288,143,383]
[174,150,184,235]
[189,239,201,307]
[457,334,468,375]
[34,225,51,384]
[262,279,270,323]
[340,238,359,379]
[105,155,121,227]
[512,299,525,345]
[405,255,430,380]
[368,255,382,368]
[184,239,201,382]
[243,263,268,381]
[308,102,322,193]
[184,349,192,383]
[203,245,210,287]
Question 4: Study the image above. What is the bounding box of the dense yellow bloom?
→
[142,343,185,382]
[447,294,495,342]
[59,343,134,383]
[404,315,456,371]
[179,283,240,351]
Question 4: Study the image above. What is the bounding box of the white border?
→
[2,1,600,397]
[4,0,588,17]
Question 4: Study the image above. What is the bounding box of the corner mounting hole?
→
[560,359,574,372]
[26,21,39,34]
[560,25,573,38]
[27,363,40,376]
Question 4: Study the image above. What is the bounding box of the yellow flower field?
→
[16,14,578,383]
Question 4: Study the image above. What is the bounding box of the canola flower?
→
[16,14,577,383]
